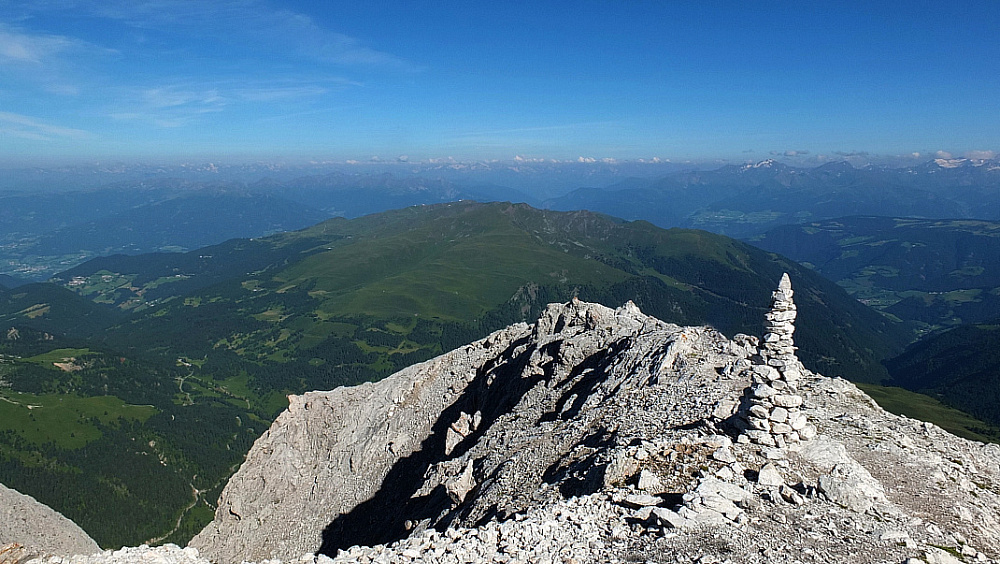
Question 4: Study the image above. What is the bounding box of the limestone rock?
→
[602,450,640,487]
[445,460,476,504]
[637,469,665,493]
[444,411,475,456]
[191,301,729,563]
[817,463,886,513]
[0,482,100,557]
[756,463,785,488]
[798,437,887,513]
[651,507,692,529]
[623,494,662,508]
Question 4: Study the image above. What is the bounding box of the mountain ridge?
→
[56,201,910,383]
[886,320,1000,428]
[0,203,916,547]
[546,159,1000,237]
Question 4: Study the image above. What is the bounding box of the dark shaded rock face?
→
[191,298,1000,564]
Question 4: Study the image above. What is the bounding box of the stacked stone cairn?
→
[738,273,817,448]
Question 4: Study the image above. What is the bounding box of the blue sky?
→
[1,1,998,164]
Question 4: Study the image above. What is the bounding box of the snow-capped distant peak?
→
[742,159,776,170]
[934,158,967,168]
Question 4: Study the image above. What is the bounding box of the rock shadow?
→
[317,335,551,556]
[538,337,632,423]
[541,426,616,497]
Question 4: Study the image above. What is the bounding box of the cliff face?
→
[0,482,100,557]
[191,296,1000,564]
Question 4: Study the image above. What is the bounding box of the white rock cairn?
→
[739,273,817,447]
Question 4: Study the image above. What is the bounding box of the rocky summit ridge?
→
[184,275,1000,564]
[7,276,1000,564]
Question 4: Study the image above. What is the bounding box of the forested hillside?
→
[886,321,1000,429]
[751,217,1000,334]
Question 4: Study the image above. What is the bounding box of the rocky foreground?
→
[0,483,99,557]
[6,278,1000,564]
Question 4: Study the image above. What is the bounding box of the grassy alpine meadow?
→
[0,390,157,449]
[857,383,1000,443]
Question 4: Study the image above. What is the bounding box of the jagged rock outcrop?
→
[0,482,100,557]
[189,294,1000,564]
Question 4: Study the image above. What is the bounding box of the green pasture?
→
[22,348,93,369]
[858,383,1000,443]
[0,390,157,449]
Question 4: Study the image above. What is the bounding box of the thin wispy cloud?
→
[2,1,414,138]
[0,22,116,98]
[456,121,621,138]
[106,78,356,127]
[109,85,227,128]
[142,87,225,108]
[46,0,418,71]
[267,9,417,70]
[235,85,329,102]
[253,105,362,123]
[0,22,117,65]
[0,111,90,141]
[0,26,67,64]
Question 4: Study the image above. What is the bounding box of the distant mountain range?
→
[252,172,535,217]
[5,158,1000,280]
[0,183,329,281]
[30,192,330,255]
[1,158,689,197]
[546,158,1000,237]
[0,176,528,281]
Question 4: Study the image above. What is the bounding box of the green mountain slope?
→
[0,283,123,337]
[0,274,26,288]
[750,216,1000,334]
[53,233,330,312]
[66,202,909,385]
[886,321,1000,428]
[0,325,253,549]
